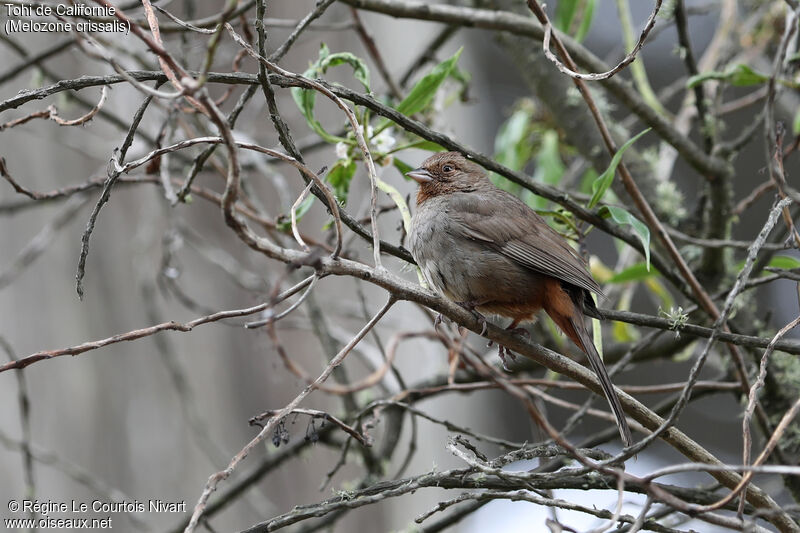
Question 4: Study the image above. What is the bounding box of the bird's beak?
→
[406,167,433,184]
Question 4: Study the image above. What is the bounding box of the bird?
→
[406,151,633,447]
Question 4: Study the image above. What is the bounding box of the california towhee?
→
[407,151,633,446]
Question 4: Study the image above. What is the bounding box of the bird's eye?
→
[442,164,454,173]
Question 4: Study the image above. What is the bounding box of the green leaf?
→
[529,130,565,209]
[318,42,330,62]
[579,168,599,195]
[730,65,769,86]
[646,277,674,310]
[414,140,447,152]
[554,0,579,33]
[534,130,565,185]
[290,43,371,143]
[393,158,415,177]
[588,128,650,209]
[600,205,651,269]
[491,100,535,194]
[672,342,697,362]
[554,0,595,42]
[291,84,339,143]
[609,281,639,343]
[390,139,446,154]
[494,101,535,172]
[303,44,371,92]
[326,158,357,205]
[535,209,579,234]
[687,64,769,88]
[280,194,315,231]
[590,293,604,360]
[396,48,462,117]
[794,108,800,136]
[735,255,800,273]
[319,52,371,92]
[574,0,596,42]
[607,262,658,283]
[281,158,357,229]
[768,256,800,270]
[377,177,412,235]
[686,72,718,88]
[613,320,639,342]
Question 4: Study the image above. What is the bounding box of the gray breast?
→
[410,199,451,295]
[409,197,545,307]
[409,199,489,302]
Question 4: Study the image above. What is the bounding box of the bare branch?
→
[540,1,663,81]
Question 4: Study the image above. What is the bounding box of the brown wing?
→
[447,189,603,296]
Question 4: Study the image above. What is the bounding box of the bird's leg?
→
[433,313,444,334]
[507,325,530,339]
[497,346,514,371]
[455,300,488,336]
[495,320,529,371]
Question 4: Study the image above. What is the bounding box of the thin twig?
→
[249,408,370,446]
[737,315,800,514]
[674,0,711,151]
[269,0,336,62]
[183,296,396,533]
[75,89,157,299]
[349,7,402,99]
[226,23,383,269]
[540,0,662,81]
[526,0,780,461]
[622,197,791,459]
[0,301,278,372]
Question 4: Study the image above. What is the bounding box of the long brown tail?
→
[544,285,633,446]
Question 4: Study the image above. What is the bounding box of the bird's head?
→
[406,151,489,203]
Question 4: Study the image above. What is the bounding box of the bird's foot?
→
[498,345,517,372]
[506,326,530,339]
[433,313,444,334]
[493,325,527,371]
[455,300,488,336]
